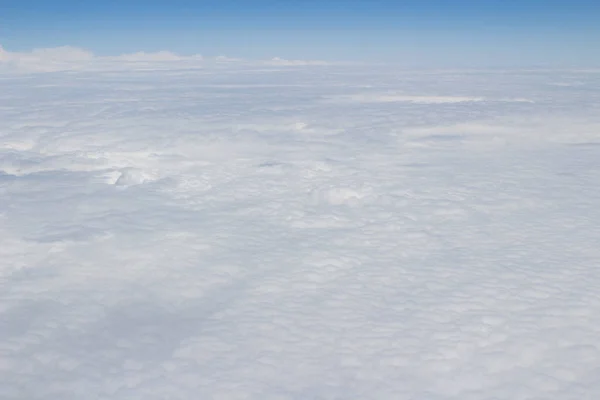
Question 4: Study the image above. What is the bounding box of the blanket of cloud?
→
[1,54,600,400]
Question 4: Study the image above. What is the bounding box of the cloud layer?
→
[1,64,600,399]
[0,45,332,72]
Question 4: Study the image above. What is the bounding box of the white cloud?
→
[28,45,95,61]
[333,93,486,103]
[267,56,330,66]
[111,50,190,62]
[1,44,93,62]
[0,45,205,72]
[215,55,242,63]
[0,45,95,72]
[323,93,536,104]
[0,45,332,73]
[1,62,600,399]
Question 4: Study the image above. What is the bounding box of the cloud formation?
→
[2,64,600,399]
[0,45,331,73]
[267,57,331,66]
[0,45,95,71]
[0,45,203,72]
[3,59,600,400]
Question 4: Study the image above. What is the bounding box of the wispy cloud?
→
[266,57,331,66]
[323,93,535,104]
[110,51,194,62]
[0,45,331,73]
[0,45,95,72]
[0,45,202,72]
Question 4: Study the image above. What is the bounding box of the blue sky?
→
[1,0,599,66]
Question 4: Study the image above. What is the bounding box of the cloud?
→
[111,51,195,62]
[0,45,204,72]
[28,46,95,61]
[0,45,95,72]
[331,94,487,104]
[266,57,330,66]
[0,45,94,62]
[215,55,243,63]
[322,93,535,104]
[0,45,332,73]
[2,65,600,399]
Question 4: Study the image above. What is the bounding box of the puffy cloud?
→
[0,45,333,73]
[2,65,600,399]
[28,46,95,61]
[0,45,204,72]
[267,57,330,66]
[1,45,93,62]
[0,45,95,72]
[111,51,192,62]
[215,55,242,63]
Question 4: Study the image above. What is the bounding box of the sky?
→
[1,0,600,66]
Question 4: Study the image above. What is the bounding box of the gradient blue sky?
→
[1,0,599,66]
